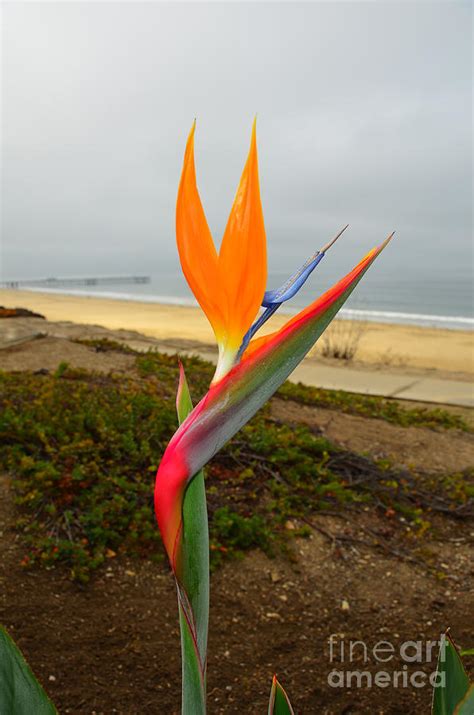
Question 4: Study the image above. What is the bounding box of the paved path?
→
[291,362,473,408]
[152,344,473,408]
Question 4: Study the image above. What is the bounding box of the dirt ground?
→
[1,326,473,714]
[270,399,474,474]
[1,472,473,715]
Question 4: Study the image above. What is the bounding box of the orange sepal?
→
[176,122,227,342]
[218,118,267,350]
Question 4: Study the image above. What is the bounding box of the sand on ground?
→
[0,288,472,376]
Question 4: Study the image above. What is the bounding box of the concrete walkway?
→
[290,362,473,408]
[153,344,473,408]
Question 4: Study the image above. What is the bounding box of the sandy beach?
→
[1,288,472,378]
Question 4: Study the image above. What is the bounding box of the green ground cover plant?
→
[0,356,471,582]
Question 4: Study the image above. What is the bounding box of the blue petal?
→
[237,225,349,360]
[262,251,325,307]
[237,303,280,359]
[237,250,326,359]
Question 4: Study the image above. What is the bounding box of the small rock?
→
[48,675,56,682]
[341,599,350,612]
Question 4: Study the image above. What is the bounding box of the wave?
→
[18,286,473,331]
[337,308,474,329]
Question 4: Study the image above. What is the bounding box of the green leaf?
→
[432,632,470,715]
[0,626,57,714]
[176,362,209,715]
[268,676,294,715]
[455,684,474,714]
[460,649,474,657]
[178,602,206,715]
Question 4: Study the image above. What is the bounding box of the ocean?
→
[19,264,474,332]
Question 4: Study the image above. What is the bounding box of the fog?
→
[2,2,472,294]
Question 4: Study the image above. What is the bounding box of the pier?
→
[0,276,150,289]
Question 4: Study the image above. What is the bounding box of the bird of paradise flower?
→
[154,120,393,714]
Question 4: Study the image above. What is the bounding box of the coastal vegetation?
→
[0,344,471,582]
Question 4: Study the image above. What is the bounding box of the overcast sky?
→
[1,2,472,292]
